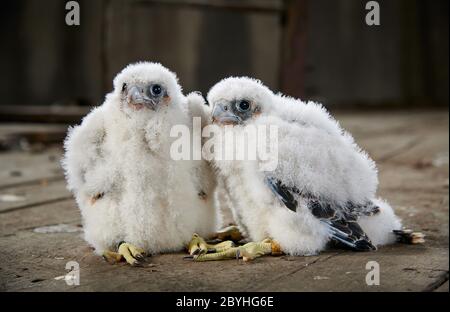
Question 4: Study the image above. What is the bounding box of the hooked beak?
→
[127,86,157,110]
[211,103,241,125]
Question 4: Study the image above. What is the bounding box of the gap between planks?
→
[0,176,71,214]
[423,271,449,292]
[0,175,65,191]
[0,196,74,214]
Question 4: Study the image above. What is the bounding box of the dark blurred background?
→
[0,0,448,122]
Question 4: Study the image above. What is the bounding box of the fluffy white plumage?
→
[207,76,402,256]
[63,62,216,255]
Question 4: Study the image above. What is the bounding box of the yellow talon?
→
[238,241,272,262]
[188,233,235,256]
[213,240,235,252]
[189,237,282,262]
[118,242,146,266]
[188,234,209,256]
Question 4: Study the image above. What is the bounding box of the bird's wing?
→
[265,176,377,251]
[184,92,217,199]
[273,96,344,137]
[185,91,211,129]
[62,107,111,196]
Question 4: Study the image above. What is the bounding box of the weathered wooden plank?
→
[336,111,447,141]
[378,163,449,194]
[0,124,68,140]
[0,231,89,292]
[0,228,335,291]
[359,133,421,163]
[0,179,71,213]
[386,131,448,166]
[256,245,448,291]
[0,147,64,189]
[0,110,447,292]
[0,124,68,153]
[0,165,64,190]
[337,111,449,165]
[377,163,449,250]
[69,253,328,292]
[2,228,447,292]
[0,199,79,236]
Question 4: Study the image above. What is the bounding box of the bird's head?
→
[207,77,274,126]
[113,62,183,115]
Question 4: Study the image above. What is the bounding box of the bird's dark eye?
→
[150,84,162,96]
[122,83,127,92]
[237,100,250,112]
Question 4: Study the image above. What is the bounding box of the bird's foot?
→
[237,238,282,262]
[187,233,235,256]
[209,225,243,242]
[187,246,239,261]
[188,234,209,256]
[186,238,282,262]
[393,229,425,244]
[102,242,147,266]
[211,240,236,253]
[118,242,146,266]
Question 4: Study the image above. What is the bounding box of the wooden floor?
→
[0,110,448,292]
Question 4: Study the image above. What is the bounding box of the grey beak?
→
[212,103,241,125]
[127,86,156,110]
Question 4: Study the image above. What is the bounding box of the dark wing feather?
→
[266,177,298,212]
[265,177,377,251]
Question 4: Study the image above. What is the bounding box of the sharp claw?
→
[192,248,200,256]
[393,229,425,244]
[183,255,195,260]
[116,242,149,266]
[131,260,144,267]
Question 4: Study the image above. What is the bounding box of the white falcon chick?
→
[205,77,423,257]
[63,62,216,265]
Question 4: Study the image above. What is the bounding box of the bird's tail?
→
[357,198,403,246]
